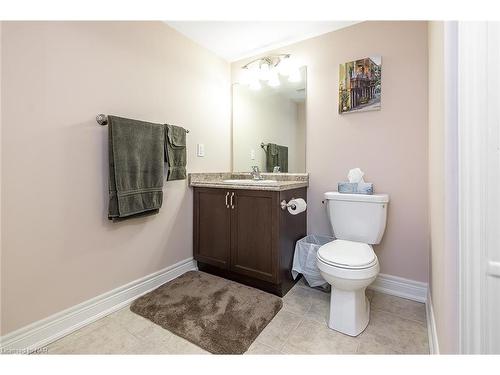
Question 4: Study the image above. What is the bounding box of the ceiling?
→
[165,21,360,62]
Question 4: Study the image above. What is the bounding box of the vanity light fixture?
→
[249,80,262,91]
[240,54,301,88]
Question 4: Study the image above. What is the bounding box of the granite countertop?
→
[188,172,308,191]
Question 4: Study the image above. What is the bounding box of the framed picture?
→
[339,56,381,114]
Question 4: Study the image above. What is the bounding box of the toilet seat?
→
[317,239,377,269]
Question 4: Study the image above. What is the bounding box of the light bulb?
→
[267,71,280,87]
[288,68,301,83]
[248,65,260,81]
[278,57,292,76]
[259,63,270,81]
[249,80,261,90]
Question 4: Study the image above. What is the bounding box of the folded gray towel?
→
[164,124,187,181]
[108,116,165,219]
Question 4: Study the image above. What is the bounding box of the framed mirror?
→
[232,66,306,173]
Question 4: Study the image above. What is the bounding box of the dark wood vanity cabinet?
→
[193,188,232,269]
[193,186,307,297]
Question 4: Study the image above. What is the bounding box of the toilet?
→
[316,191,389,336]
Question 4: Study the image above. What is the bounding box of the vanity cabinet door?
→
[230,190,278,283]
[194,188,231,269]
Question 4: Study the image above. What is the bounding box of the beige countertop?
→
[188,172,308,192]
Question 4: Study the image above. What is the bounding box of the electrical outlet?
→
[250,149,255,160]
[197,144,205,157]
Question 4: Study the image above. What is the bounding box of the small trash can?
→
[292,235,334,290]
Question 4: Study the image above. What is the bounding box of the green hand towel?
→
[277,145,288,173]
[108,116,165,219]
[265,143,288,173]
[164,124,187,181]
[265,143,278,172]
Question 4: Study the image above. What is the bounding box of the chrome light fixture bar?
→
[241,54,291,70]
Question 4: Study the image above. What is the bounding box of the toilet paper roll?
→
[287,198,307,215]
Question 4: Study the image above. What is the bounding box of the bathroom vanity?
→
[190,64,309,296]
[190,173,308,297]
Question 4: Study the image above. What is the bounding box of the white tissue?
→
[287,198,307,215]
[348,168,365,183]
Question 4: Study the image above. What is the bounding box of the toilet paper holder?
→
[280,198,297,210]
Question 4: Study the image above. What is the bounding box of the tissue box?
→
[338,182,374,195]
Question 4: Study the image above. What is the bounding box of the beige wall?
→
[233,85,305,172]
[427,21,459,354]
[0,21,3,336]
[296,102,306,172]
[232,21,430,282]
[0,21,231,335]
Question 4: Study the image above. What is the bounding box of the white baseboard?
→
[426,291,440,354]
[368,273,428,303]
[0,258,197,353]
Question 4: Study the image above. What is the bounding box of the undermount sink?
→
[222,179,278,185]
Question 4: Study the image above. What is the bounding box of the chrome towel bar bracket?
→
[96,114,108,125]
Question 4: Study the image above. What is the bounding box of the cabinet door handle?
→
[230,192,235,209]
[225,192,229,208]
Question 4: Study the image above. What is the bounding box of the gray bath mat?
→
[130,270,282,354]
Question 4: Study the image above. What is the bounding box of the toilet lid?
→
[317,239,376,269]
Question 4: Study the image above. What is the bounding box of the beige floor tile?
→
[255,309,303,350]
[128,320,177,354]
[371,292,426,323]
[283,284,325,316]
[131,318,175,343]
[282,286,312,315]
[304,290,330,325]
[105,307,156,336]
[134,327,210,354]
[356,332,403,354]
[47,319,143,354]
[245,341,282,355]
[121,310,208,354]
[163,334,210,354]
[43,287,429,355]
[45,317,109,354]
[131,338,172,354]
[281,319,359,354]
[361,309,429,354]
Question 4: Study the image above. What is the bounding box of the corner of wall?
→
[426,290,440,354]
[0,20,4,337]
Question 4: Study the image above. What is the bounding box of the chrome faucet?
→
[251,166,263,180]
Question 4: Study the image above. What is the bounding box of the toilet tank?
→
[324,192,389,244]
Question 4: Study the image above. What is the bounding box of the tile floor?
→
[45,278,429,355]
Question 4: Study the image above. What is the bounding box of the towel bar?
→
[96,114,189,133]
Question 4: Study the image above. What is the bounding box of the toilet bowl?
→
[317,192,389,337]
[317,239,379,336]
